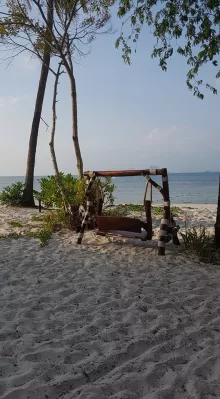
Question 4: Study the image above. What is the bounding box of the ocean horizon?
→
[0,172,219,205]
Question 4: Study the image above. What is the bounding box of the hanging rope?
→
[143,175,153,204]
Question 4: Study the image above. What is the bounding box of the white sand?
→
[0,204,220,399]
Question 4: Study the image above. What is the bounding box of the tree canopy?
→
[116,0,220,98]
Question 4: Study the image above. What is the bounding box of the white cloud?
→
[146,125,191,142]
[0,96,23,107]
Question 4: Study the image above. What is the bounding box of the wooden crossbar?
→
[84,168,167,177]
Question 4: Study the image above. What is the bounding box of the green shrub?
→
[24,228,52,247]
[38,173,115,210]
[42,210,71,231]
[0,182,24,206]
[31,215,45,222]
[103,204,181,218]
[180,225,218,262]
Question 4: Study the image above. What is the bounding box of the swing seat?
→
[96,216,148,241]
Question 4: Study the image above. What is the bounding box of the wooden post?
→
[158,169,170,255]
[77,173,96,244]
[215,175,220,248]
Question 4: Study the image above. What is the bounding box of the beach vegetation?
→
[37,174,115,210]
[104,204,181,217]
[7,221,23,228]
[31,215,45,222]
[24,229,52,247]
[0,228,52,247]
[180,225,220,263]
[0,182,24,206]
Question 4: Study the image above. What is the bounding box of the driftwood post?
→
[158,168,171,255]
[77,173,96,244]
[215,175,220,248]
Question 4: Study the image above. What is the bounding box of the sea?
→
[0,173,219,205]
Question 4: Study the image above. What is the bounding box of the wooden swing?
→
[77,168,180,255]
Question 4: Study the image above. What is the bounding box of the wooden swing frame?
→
[76,168,180,255]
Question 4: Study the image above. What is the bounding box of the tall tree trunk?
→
[49,63,69,214]
[69,72,83,179]
[22,0,54,206]
[63,53,83,179]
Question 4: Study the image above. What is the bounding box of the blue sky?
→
[0,13,219,176]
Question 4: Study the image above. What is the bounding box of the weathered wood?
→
[158,169,170,255]
[97,229,148,241]
[84,169,166,177]
[170,216,180,245]
[144,200,152,240]
[77,176,96,244]
[96,216,142,233]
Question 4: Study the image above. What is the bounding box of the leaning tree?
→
[116,0,220,98]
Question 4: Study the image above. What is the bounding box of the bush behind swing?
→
[38,173,115,209]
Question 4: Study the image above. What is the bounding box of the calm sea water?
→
[0,173,219,205]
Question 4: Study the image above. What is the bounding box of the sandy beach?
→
[0,204,220,398]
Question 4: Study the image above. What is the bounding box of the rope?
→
[143,175,153,204]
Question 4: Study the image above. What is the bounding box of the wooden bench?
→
[96,216,149,241]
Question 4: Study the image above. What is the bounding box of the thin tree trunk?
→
[64,43,83,179]
[22,0,54,206]
[49,62,69,214]
[69,71,83,179]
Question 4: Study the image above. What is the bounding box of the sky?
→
[0,11,219,176]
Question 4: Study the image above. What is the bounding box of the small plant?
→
[180,225,217,262]
[103,205,129,217]
[31,215,45,222]
[43,210,71,231]
[170,206,181,217]
[0,227,52,247]
[151,206,181,216]
[0,182,24,206]
[7,220,23,227]
[125,204,144,212]
[24,229,52,247]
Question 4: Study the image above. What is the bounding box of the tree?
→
[116,0,220,99]
[32,0,113,178]
[116,0,220,246]
[22,0,54,206]
[0,0,113,204]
